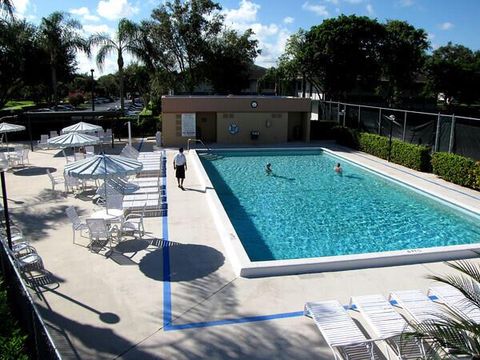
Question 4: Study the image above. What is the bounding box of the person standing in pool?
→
[265,163,272,175]
[173,147,187,189]
[334,163,342,174]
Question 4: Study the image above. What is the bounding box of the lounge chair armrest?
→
[332,338,383,348]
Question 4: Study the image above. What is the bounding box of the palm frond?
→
[96,44,116,70]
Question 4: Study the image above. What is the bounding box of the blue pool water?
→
[199,150,480,261]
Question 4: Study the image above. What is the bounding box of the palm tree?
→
[38,12,89,107]
[0,0,14,18]
[406,261,480,359]
[89,19,143,113]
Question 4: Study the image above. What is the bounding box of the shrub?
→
[332,126,359,148]
[0,279,28,359]
[357,133,431,172]
[431,152,480,189]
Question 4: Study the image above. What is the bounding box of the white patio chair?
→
[46,169,65,191]
[105,129,112,143]
[153,130,162,150]
[11,246,44,272]
[61,149,75,163]
[64,174,82,194]
[86,218,113,248]
[20,148,29,165]
[428,285,480,324]
[97,129,105,142]
[37,134,49,149]
[119,203,146,241]
[49,130,59,138]
[74,152,86,161]
[304,300,378,360]
[65,206,88,244]
[85,146,95,157]
[350,294,426,359]
[388,290,443,325]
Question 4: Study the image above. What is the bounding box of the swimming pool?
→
[195,148,480,276]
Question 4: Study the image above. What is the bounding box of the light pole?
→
[0,158,11,249]
[90,69,95,112]
[385,114,401,162]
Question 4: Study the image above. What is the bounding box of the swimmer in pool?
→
[265,163,272,175]
[334,163,342,174]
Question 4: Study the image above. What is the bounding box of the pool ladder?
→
[187,139,211,153]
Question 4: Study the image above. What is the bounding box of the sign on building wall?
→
[181,113,196,137]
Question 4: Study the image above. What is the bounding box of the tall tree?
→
[0,19,37,107]
[149,0,223,92]
[203,29,260,94]
[380,20,429,106]
[0,0,14,18]
[38,12,89,106]
[303,15,386,100]
[90,18,143,112]
[275,29,312,96]
[425,42,480,106]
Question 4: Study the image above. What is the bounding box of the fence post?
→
[337,102,340,124]
[402,112,407,141]
[448,114,456,153]
[378,108,382,134]
[329,101,332,121]
[343,105,346,127]
[358,106,361,128]
[434,112,441,152]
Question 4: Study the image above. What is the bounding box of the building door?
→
[196,112,217,143]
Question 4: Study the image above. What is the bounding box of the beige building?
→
[161,96,312,147]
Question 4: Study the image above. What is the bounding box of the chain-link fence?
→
[0,242,61,360]
[318,100,480,160]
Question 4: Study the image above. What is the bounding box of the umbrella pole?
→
[104,156,108,215]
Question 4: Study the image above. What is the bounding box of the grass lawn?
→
[2,100,35,111]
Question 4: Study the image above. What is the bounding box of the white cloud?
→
[398,0,414,7]
[82,24,114,35]
[223,0,259,24]
[283,16,294,24]
[11,0,29,15]
[427,33,436,40]
[222,0,292,68]
[344,0,364,4]
[70,7,100,22]
[366,3,374,15]
[97,0,139,20]
[439,22,454,30]
[302,2,329,17]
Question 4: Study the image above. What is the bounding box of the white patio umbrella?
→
[0,122,26,152]
[62,121,102,134]
[47,132,100,149]
[65,154,143,213]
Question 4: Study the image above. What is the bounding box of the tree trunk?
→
[51,64,58,107]
[118,52,124,113]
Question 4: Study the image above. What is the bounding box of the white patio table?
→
[89,209,123,223]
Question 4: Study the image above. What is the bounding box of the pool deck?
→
[4,140,480,359]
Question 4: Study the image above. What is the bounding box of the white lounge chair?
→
[350,294,426,359]
[66,206,88,243]
[305,300,378,360]
[49,130,59,138]
[388,290,443,325]
[428,285,480,324]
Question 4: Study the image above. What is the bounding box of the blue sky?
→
[10,0,480,76]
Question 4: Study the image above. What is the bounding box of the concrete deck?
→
[4,140,480,359]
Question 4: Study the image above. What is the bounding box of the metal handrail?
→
[187,139,211,152]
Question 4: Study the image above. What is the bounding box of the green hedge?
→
[0,279,28,359]
[334,129,431,171]
[431,152,480,190]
